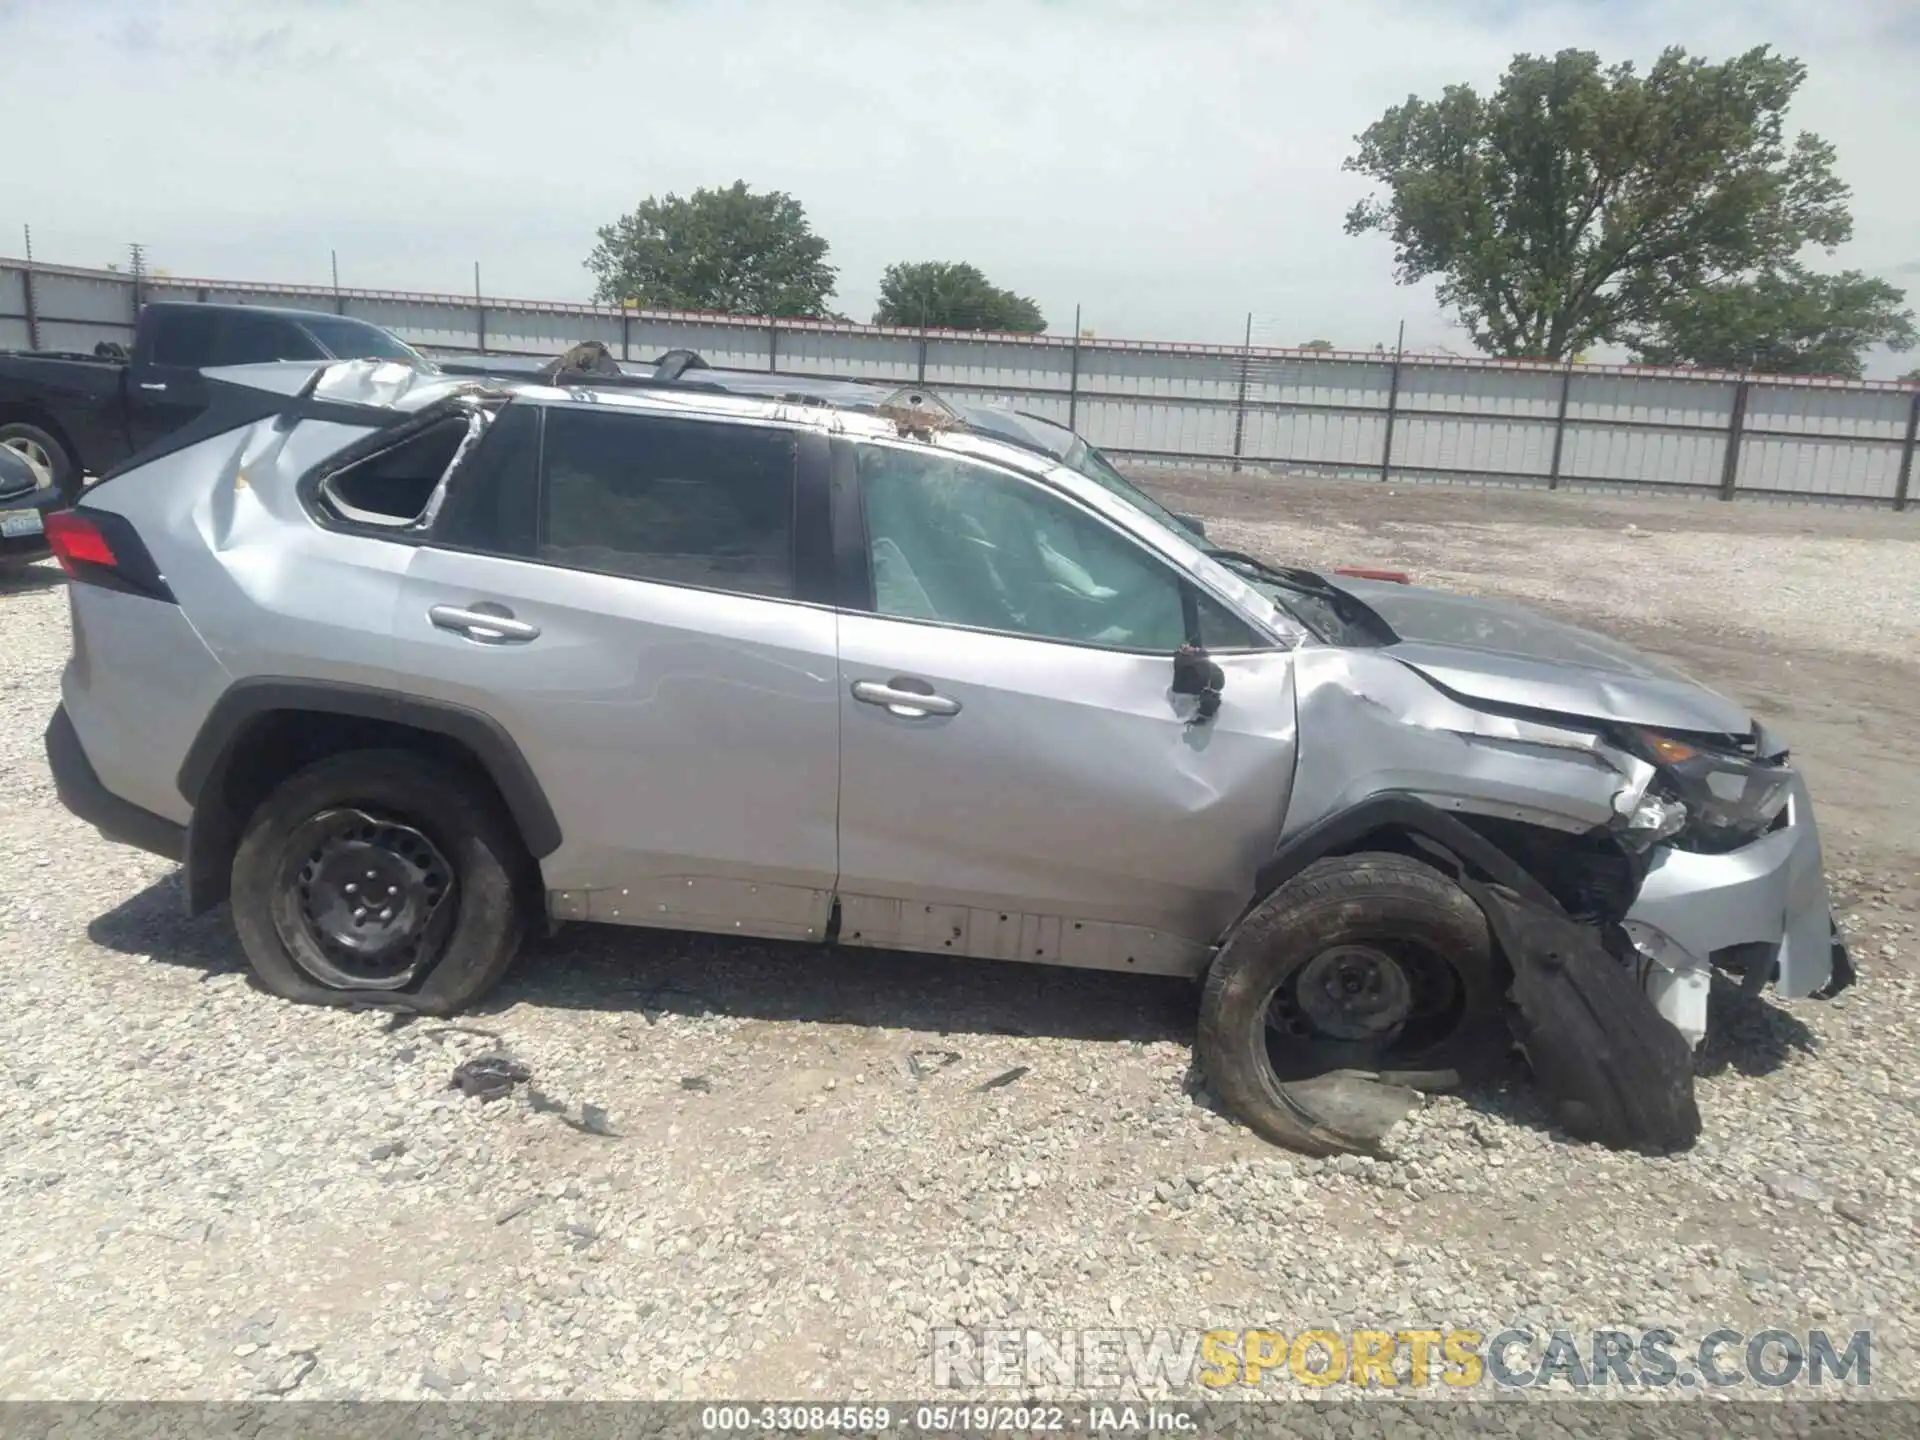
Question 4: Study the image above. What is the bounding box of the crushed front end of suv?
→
[43,348,1853,1157]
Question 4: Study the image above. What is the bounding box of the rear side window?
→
[148,309,223,367]
[539,407,796,599]
[315,415,474,528]
[221,312,324,364]
[148,308,326,367]
[433,402,539,554]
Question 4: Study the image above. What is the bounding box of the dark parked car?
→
[0,302,424,502]
[0,442,60,568]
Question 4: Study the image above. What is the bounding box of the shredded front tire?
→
[1198,851,1505,1155]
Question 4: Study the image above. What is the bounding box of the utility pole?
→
[21,224,40,351]
[332,249,345,314]
[1379,319,1406,483]
[129,242,147,320]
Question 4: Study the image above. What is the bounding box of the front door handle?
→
[138,382,169,392]
[429,603,541,644]
[851,678,961,718]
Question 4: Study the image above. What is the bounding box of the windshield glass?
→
[300,316,426,364]
[1062,438,1206,544]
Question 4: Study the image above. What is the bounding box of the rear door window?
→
[147,308,224,367]
[432,402,539,554]
[220,312,325,364]
[538,407,797,599]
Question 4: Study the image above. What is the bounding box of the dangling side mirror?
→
[1171,643,1225,724]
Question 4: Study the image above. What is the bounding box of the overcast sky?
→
[4,0,1917,371]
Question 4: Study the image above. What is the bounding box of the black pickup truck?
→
[0,302,423,502]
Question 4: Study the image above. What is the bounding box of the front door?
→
[832,438,1298,974]
[392,400,841,940]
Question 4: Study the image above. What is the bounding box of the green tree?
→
[585,181,836,316]
[1631,264,1914,376]
[1300,339,1335,351]
[1343,46,1853,361]
[873,261,1046,332]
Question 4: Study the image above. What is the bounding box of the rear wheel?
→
[230,749,529,1014]
[1198,852,1505,1153]
[0,422,79,506]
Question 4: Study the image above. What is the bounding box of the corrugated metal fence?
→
[5,257,1918,508]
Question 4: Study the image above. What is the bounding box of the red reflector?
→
[1334,565,1411,584]
[45,510,118,573]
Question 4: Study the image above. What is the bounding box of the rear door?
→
[391,399,842,940]
[125,308,222,454]
[831,438,1299,973]
[126,309,326,456]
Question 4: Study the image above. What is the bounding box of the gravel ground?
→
[3,476,1919,1410]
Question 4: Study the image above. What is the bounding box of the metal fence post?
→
[332,250,346,315]
[1547,361,1574,489]
[129,242,146,321]
[620,310,632,363]
[768,317,779,373]
[1230,311,1253,472]
[21,225,39,351]
[1067,303,1082,434]
[1894,387,1920,512]
[473,262,486,354]
[1719,379,1751,500]
[1379,321,1405,482]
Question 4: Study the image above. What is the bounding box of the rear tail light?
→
[45,508,175,602]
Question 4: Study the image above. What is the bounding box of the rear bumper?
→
[0,486,61,561]
[1625,772,1839,999]
[45,704,185,862]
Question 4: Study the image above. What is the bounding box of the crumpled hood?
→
[1323,576,1754,736]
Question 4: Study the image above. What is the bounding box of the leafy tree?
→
[873,261,1046,332]
[1630,264,1914,376]
[585,181,836,317]
[1300,339,1335,351]
[1343,47,1853,361]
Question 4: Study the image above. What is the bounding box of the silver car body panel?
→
[61,583,230,825]
[835,614,1299,974]
[1628,772,1834,998]
[55,357,1839,1017]
[393,543,841,941]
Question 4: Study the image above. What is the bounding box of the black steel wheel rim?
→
[274,807,457,990]
[1262,939,1464,1078]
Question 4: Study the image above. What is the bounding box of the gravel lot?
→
[3,475,1920,1408]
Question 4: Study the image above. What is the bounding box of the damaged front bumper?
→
[1624,771,1851,1044]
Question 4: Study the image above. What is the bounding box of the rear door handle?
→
[429,603,541,644]
[138,382,169,392]
[851,678,961,718]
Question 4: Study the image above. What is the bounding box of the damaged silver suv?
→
[44,347,1852,1156]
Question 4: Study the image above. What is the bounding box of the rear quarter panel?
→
[90,417,410,687]
[62,584,231,823]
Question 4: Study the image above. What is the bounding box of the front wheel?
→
[230,749,530,1014]
[1197,851,1506,1154]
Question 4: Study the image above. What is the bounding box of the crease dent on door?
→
[834,627,1300,976]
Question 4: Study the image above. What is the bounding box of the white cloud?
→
[4,0,1916,372]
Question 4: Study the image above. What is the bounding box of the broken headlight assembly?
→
[1620,728,1793,854]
